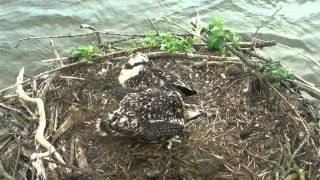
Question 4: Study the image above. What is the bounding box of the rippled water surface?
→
[1,0,320,87]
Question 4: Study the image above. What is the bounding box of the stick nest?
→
[0,47,319,180]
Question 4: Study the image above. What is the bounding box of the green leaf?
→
[134,31,195,53]
[71,44,102,64]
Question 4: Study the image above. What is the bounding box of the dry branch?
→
[226,44,260,68]
[15,68,66,165]
[194,41,277,49]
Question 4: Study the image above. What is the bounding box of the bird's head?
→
[124,52,151,69]
[183,103,207,125]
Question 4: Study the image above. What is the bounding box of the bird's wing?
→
[110,89,185,141]
[150,67,197,96]
[139,120,184,143]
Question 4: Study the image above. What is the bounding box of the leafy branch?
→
[134,32,196,53]
[71,45,102,64]
[206,17,241,54]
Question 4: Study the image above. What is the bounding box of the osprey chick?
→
[118,52,197,96]
[98,88,206,144]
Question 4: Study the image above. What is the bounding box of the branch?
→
[194,41,277,49]
[15,68,66,166]
[146,51,240,61]
[225,44,260,68]
[277,43,320,68]
[0,61,82,94]
[15,31,148,48]
[287,79,320,101]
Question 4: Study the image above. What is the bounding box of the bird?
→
[118,52,197,96]
[97,88,206,148]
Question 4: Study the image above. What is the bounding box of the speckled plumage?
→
[118,52,197,96]
[100,89,191,143]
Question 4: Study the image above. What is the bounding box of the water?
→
[1,0,320,88]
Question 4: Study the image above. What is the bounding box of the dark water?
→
[1,0,320,88]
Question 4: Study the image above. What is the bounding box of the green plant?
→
[136,32,196,53]
[261,63,294,83]
[71,45,102,64]
[206,17,241,54]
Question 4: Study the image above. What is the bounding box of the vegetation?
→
[135,32,196,53]
[260,63,294,83]
[133,17,241,55]
[206,17,241,54]
[71,45,102,64]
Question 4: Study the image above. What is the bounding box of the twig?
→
[246,150,284,172]
[277,43,320,68]
[41,57,68,63]
[194,41,277,49]
[75,137,89,169]
[211,127,236,139]
[244,51,273,63]
[267,82,301,117]
[0,102,23,114]
[80,24,102,46]
[40,40,63,101]
[69,135,75,166]
[162,17,206,42]
[15,68,66,165]
[178,60,242,67]
[15,31,148,48]
[252,7,282,38]
[226,44,260,68]
[241,163,257,180]
[0,61,82,94]
[58,76,86,81]
[44,159,92,174]
[147,51,239,61]
[147,18,159,35]
[290,133,310,165]
[287,79,320,100]
[267,81,309,132]
[13,133,22,178]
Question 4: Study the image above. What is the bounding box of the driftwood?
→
[15,68,66,171]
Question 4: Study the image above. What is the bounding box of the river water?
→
[1,0,319,88]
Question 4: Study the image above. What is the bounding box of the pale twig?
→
[15,68,66,165]
[277,43,320,68]
[246,150,284,172]
[162,17,207,42]
[59,76,86,81]
[290,133,310,165]
[252,7,282,38]
[194,41,277,49]
[147,18,159,35]
[0,102,23,114]
[0,61,82,94]
[287,79,320,100]
[40,40,63,101]
[75,137,89,169]
[241,163,258,180]
[15,31,148,48]
[267,81,309,131]
[111,51,240,62]
[41,57,68,63]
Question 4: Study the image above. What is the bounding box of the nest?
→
[0,45,319,180]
